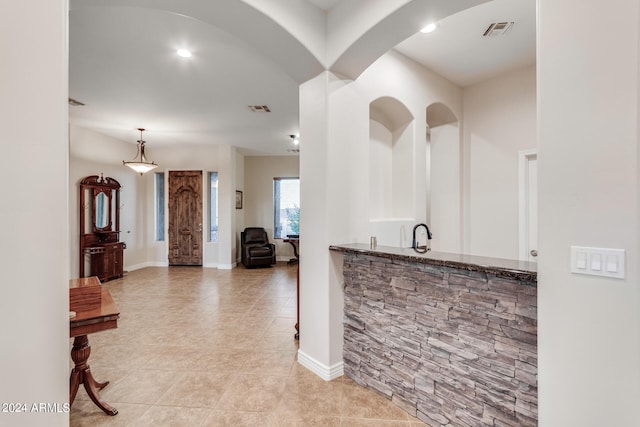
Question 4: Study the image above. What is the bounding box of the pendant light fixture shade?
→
[123,128,158,175]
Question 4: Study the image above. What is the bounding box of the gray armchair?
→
[241,227,276,268]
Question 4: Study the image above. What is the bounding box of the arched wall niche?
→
[426,101,462,253]
[369,97,415,246]
[427,102,458,128]
[370,96,413,131]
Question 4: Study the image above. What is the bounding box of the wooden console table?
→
[69,278,120,416]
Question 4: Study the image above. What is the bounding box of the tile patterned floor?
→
[70,264,430,426]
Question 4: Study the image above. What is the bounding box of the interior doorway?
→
[168,170,203,266]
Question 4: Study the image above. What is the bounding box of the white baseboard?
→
[127,261,237,271]
[217,262,236,270]
[125,261,167,272]
[297,350,343,381]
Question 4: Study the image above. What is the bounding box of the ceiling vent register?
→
[483,21,514,37]
[249,105,271,112]
[68,98,85,106]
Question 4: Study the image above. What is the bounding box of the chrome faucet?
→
[412,223,432,253]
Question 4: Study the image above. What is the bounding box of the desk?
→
[69,283,120,416]
[283,237,299,265]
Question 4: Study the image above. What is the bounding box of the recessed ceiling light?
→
[177,49,192,58]
[420,23,437,34]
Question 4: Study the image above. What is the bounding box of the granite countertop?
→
[329,243,537,282]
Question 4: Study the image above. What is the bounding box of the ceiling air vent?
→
[248,105,271,112]
[483,21,514,37]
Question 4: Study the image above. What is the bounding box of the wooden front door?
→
[168,171,203,266]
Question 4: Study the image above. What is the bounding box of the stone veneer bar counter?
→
[330,243,537,427]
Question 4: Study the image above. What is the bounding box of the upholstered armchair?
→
[241,227,276,268]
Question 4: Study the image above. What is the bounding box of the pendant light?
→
[123,128,158,175]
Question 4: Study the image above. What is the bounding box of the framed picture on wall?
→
[235,190,243,209]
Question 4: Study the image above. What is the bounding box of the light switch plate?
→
[570,246,625,279]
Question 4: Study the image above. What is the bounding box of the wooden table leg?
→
[70,335,118,416]
[295,264,300,340]
[286,240,299,265]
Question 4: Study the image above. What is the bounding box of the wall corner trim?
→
[297,350,343,381]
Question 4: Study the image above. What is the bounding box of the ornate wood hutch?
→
[79,175,125,282]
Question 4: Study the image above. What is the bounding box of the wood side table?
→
[69,285,120,416]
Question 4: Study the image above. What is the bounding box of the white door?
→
[519,150,537,262]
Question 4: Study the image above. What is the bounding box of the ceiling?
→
[395,0,535,87]
[68,0,535,156]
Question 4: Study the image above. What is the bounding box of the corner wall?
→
[0,1,69,426]
[537,1,640,424]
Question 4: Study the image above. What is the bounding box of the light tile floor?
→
[70,264,430,426]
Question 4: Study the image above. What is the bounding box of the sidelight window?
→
[273,177,300,239]
[209,172,218,242]
[155,172,165,241]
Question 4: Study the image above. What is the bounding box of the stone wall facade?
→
[342,253,537,426]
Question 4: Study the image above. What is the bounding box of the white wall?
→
[430,122,461,253]
[463,66,537,259]
[235,152,245,261]
[69,125,145,276]
[538,1,640,424]
[391,123,414,218]
[244,156,299,261]
[369,120,393,219]
[216,144,237,268]
[0,1,69,426]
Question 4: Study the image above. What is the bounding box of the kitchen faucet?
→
[412,223,432,253]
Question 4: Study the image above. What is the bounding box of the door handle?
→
[530,249,538,257]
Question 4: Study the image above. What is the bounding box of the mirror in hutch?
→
[79,175,125,281]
